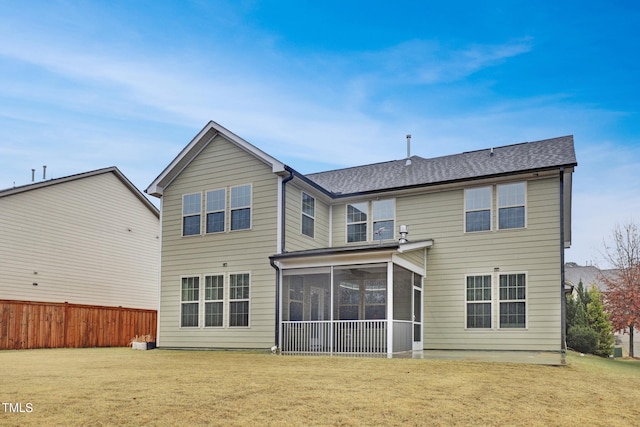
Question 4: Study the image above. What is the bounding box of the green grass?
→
[0,348,638,426]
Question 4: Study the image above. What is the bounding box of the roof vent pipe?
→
[43,165,47,180]
[405,134,412,166]
[32,169,35,182]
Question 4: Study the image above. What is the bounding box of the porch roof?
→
[270,239,433,261]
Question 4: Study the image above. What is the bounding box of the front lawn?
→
[0,348,638,426]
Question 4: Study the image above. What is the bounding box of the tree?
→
[566,281,614,356]
[586,286,614,357]
[601,221,640,358]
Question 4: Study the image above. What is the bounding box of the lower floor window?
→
[465,273,527,329]
[466,275,492,328]
[180,273,250,328]
[229,273,250,327]
[499,273,526,328]
[181,276,200,327]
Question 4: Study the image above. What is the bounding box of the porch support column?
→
[386,261,393,357]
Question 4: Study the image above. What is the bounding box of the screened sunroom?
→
[271,241,432,356]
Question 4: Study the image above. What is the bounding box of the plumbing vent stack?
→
[405,134,412,166]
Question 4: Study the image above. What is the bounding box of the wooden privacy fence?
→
[0,300,157,350]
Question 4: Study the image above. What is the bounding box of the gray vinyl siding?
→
[158,135,279,349]
[284,185,330,251]
[0,173,159,310]
[395,176,561,351]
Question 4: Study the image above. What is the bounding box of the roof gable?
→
[146,121,286,197]
[0,167,159,218]
[306,135,577,195]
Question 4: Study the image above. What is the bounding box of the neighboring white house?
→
[0,167,160,310]
[147,121,577,360]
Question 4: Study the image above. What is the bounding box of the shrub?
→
[567,326,598,354]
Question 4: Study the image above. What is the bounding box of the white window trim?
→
[205,188,226,234]
[301,191,315,239]
[462,271,528,331]
[464,274,493,330]
[182,192,203,237]
[345,199,396,244]
[228,272,251,328]
[497,271,528,330]
[463,186,492,233]
[497,182,527,230]
[230,183,253,232]
[180,275,201,328]
[204,274,225,328]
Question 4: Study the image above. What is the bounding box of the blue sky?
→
[1,1,638,267]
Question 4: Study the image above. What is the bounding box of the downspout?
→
[559,167,567,359]
[272,167,295,348]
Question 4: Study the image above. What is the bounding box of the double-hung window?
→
[347,202,368,243]
[229,273,250,327]
[301,192,315,238]
[230,184,251,231]
[466,275,492,328]
[204,275,224,327]
[498,183,526,229]
[206,189,226,233]
[346,199,395,243]
[499,273,526,328]
[181,276,200,327]
[182,193,202,236]
[372,199,394,240]
[465,187,491,232]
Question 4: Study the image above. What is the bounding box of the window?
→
[181,276,199,327]
[301,192,315,238]
[204,275,224,327]
[230,185,251,230]
[466,275,492,328]
[465,187,491,232]
[372,199,394,240]
[229,273,250,327]
[498,182,525,229]
[347,202,368,243]
[499,273,526,328]
[182,193,202,236]
[206,189,226,233]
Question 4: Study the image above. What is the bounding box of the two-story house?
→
[146,121,577,359]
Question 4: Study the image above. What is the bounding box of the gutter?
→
[271,166,295,348]
[559,167,567,359]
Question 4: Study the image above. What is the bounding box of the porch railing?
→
[281,320,387,354]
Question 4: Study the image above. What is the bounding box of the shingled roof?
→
[305,135,577,195]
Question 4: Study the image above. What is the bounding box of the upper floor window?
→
[347,202,368,243]
[372,199,394,241]
[206,189,226,233]
[465,187,491,232]
[301,192,315,238]
[498,183,526,229]
[182,193,202,236]
[230,184,251,231]
[346,199,395,243]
